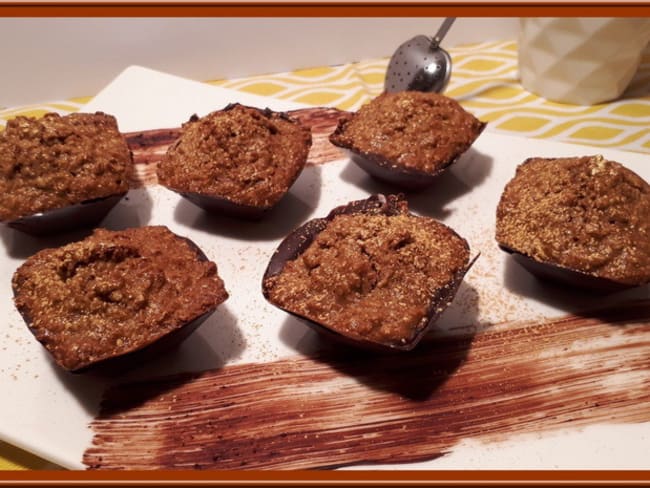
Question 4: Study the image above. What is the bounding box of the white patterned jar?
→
[518,17,650,105]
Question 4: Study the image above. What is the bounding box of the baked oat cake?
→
[0,112,131,221]
[496,155,650,286]
[12,226,228,372]
[158,103,311,212]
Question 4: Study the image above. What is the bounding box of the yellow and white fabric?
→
[3,41,650,154]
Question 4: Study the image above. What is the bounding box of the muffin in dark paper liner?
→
[329,91,485,190]
[157,103,312,219]
[263,194,475,352]
[0,112,132,235]
[12,226,228,373]
[496,155,650,292]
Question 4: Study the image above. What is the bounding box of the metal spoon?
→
[385,17,456,93]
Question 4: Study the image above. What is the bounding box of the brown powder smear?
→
[123,107,346,188]
[85,300,650,470]
[287,107,348,166]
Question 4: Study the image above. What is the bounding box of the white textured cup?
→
[519,18,650,105]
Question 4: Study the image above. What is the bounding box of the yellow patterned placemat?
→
[0,440,58,470]
[0,39,649,471]
[448,40,650,153]
[209,39,650,154]
[1,40,649,154]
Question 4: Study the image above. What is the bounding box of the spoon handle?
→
[431,17,456,49]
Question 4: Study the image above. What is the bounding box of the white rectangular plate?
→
[0,66,648,470]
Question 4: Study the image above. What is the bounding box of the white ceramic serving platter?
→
[0,66,648,470]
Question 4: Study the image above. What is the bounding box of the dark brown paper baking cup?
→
[348,150,455,190]
[499,245,635,294]
[6,193,127,236]
[178,190,273,220]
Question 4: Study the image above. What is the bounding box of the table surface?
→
[1,39,648,470]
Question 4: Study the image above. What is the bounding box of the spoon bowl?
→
[385,18,456,94]
[385,35,453,93]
